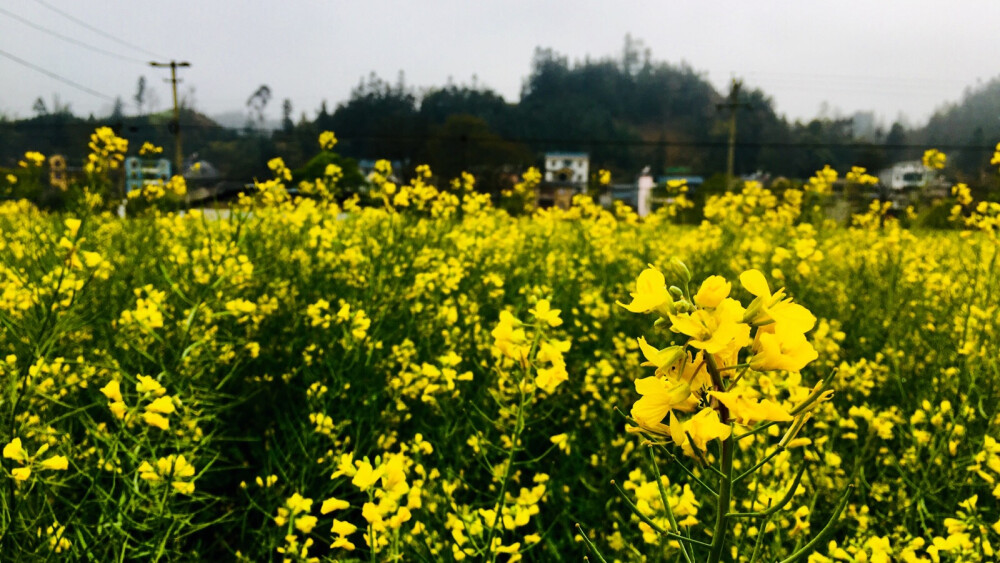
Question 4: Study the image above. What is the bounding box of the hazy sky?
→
[2,0,999,128]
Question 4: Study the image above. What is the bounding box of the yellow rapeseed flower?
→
[618,267,671,314]
[631,377,693,433]
[670,408,732,454]
[140,142,163,155]
[64,218,82,237]
[321,497,350,514]
[109,401,128,420]
[331,519,357,536]
[99,380,122,403]
[750,325,819,372]
[952,183,973,206]
[668,299,751,356]
[708,390,793,424]
[136,375,166,396]
[599,169,611,185]
[693,275,731,308]
[319,131,338,150]
[846,166,878,186]
[491,311,529,361]
[740,269,816,333]
[351,461,383,491]
[39,456,69,471]
[295,515,318,534]
[3,438,29,463]
[144,396,176,414]
[636,338,686,376]
[535,363,568,393]
[142,412,170,430]
[529,299,563,327]
[923,148,947,170]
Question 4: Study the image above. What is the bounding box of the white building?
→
[544,152,589,184]
[878,161,933,192]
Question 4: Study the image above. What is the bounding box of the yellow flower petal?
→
[739,269,771,298]
[321,497,350,514]
[3,438,29,463]
[142,412,170,430]
[39,455,69,471]
[99,379,123,403]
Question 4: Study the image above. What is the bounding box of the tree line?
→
[3,36,1000,189]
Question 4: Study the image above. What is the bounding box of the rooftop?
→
[545,152,589,158]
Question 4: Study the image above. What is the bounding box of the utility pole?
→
[149,60,190,174]
[716,78,750,191]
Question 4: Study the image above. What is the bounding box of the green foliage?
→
[292,151,364,190]
[421,114,533,192]
[916,197,960,229]
[1,165,999,560]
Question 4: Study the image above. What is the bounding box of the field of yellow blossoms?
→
[2,128,1000,561]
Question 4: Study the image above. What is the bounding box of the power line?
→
[739,70,981,87]
[0,47,114,101]
[32,0,166,59]
[0,5,146,65]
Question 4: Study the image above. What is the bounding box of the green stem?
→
[707,436,734,562]
[486,362,529,562]
[610,479,666,534]
[747,500,774,563]
[704,354,734,563]
[777,485,854,563]
[656,443,718,496]
[735,446,785,484]
[648,446,694,563]
[575,524,609,563]
[727,462,808,519]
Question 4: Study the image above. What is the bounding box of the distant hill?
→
[913,76,1000,176]
[920,78,1000,144]
[0,108,235,166]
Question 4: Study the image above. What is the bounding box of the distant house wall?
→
[544,152,589,184]
[878,161,930,191]
[538,152,590,209]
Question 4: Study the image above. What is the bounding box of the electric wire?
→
[0,47,115,100]
[739,70,981,87]
[32,0,166,59]
[0,5,147,65]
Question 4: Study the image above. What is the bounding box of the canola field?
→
[1,130,1000,561]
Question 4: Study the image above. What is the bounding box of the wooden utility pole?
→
[149,60,190,174]
[716,78,750,191]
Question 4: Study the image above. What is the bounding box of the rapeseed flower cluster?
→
[610,260,832,560]
[84,126,128,175]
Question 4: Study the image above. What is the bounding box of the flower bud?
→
[655,298,676,318]
[668,257,692,284]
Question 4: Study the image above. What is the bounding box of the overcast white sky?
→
[2,0,999,128]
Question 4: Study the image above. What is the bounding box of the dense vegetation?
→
[6,37,1000,188]
[2,128,1000,561]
